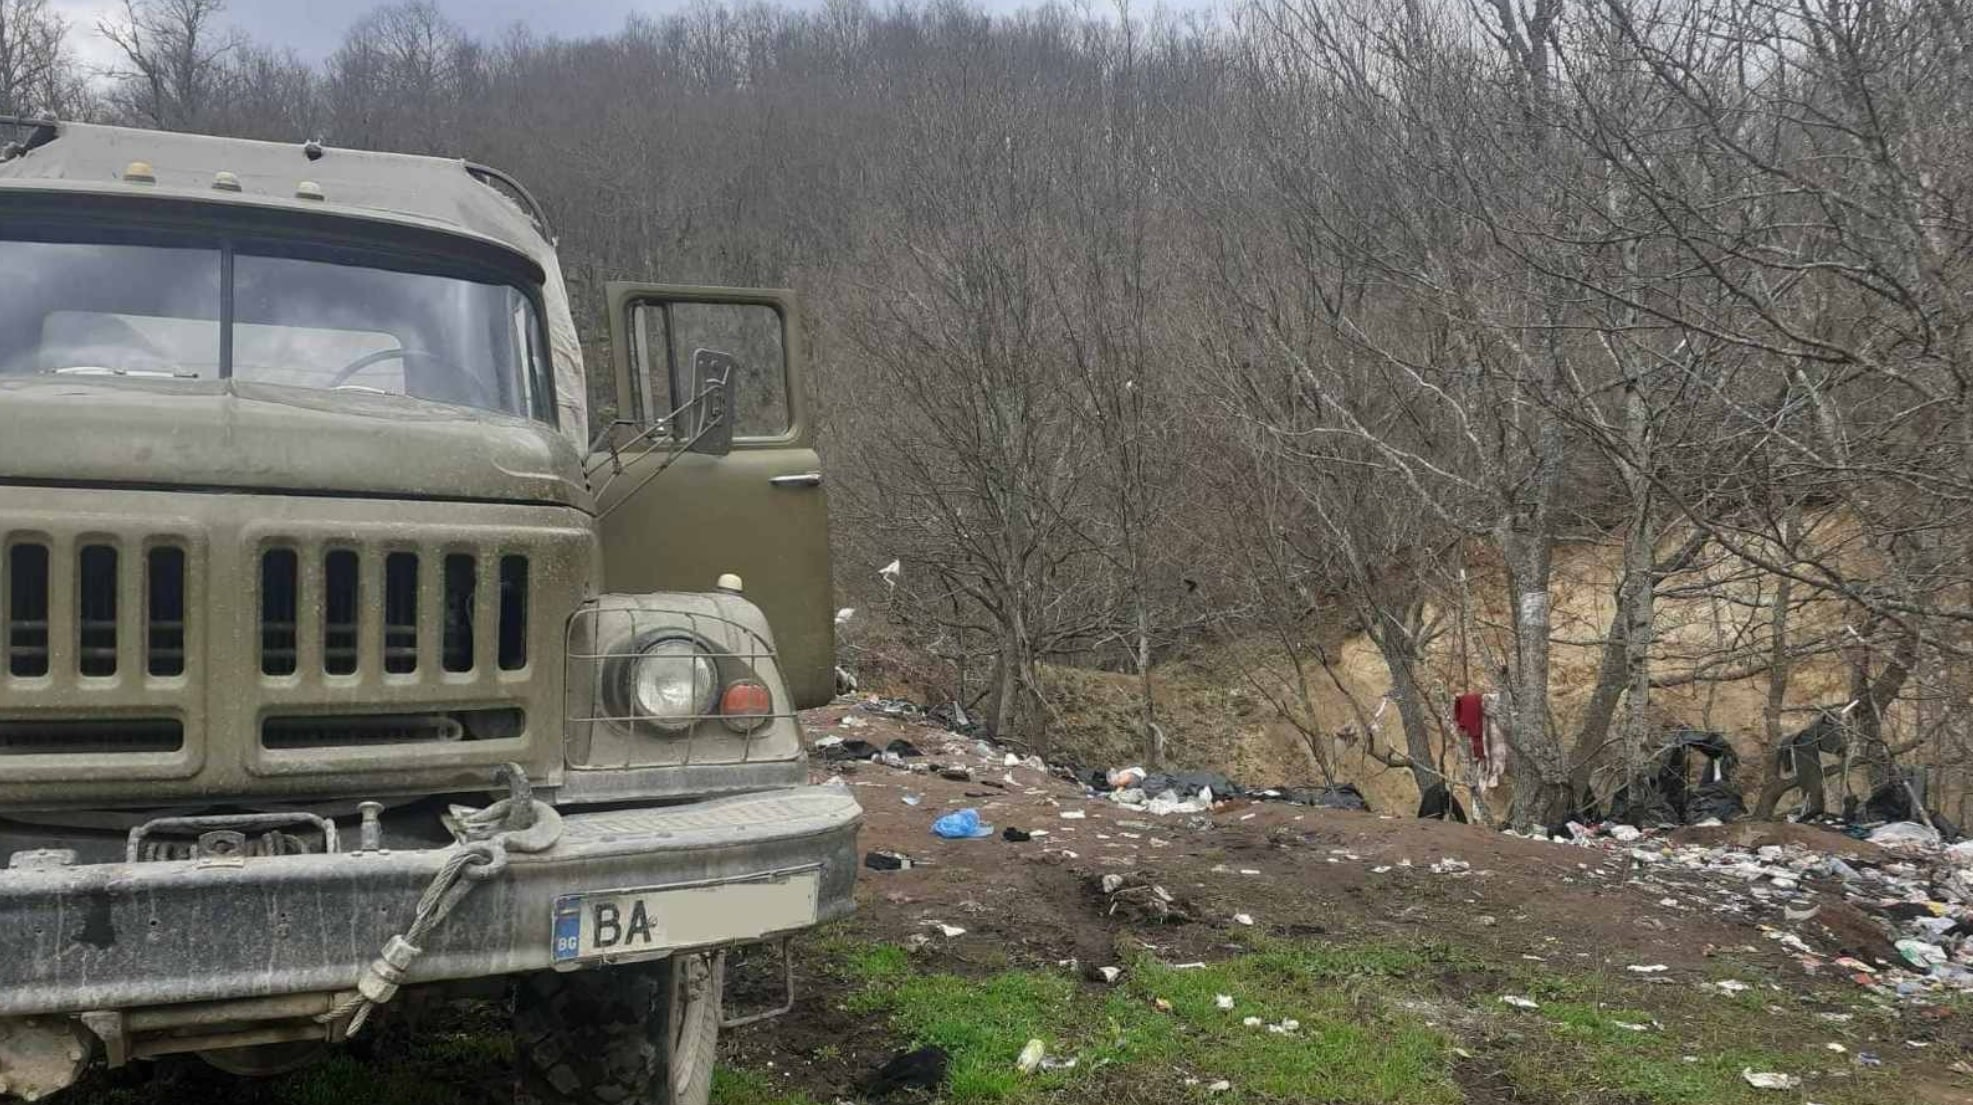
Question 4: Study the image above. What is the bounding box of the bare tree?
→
[100,0,235,130]
[0,0,83,117]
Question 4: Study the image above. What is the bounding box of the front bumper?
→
[0,786,861,1017]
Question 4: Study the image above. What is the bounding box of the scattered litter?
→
[1241,1016,1263,1027]
[864,850,916,871]
[1897,938,1947,970]
[1095,873,1196,924]
[1232,913,1254,926]
[1714,980,1750,994]
[1002,827,1034,842]
[863,1046,949,1096]
[901,794,923,806]
[1015,1039,1046,1074]
[1059,810,1087,820]
[1206,1080,1232,1094]
[1153,997,1173,1012]
[1869,821,1942,848]
[1626,964,1669,974]
[1856,1051,1882,1067]
[1824,1042,1846,1053]
[1039,1057,1078,1072]
[1611,1021,1653,1032]
[1740,1069,1800,1091]
[932,808,995,839]
[1265,1018,1300,1034]
[1093,966,1123,984]
[1215,994,1235,1010]
[1497,995,1540,1010]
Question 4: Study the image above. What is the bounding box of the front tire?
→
[514,951,723,1105]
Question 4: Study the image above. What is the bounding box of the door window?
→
[627,300,789,440]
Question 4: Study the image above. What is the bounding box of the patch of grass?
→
[272,1053,472,1105]
[842,937,1459,1104]
[840,941,915,985]
[1489,965,1920,1105]
[710,1067,825,1105]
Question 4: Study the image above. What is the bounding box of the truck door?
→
[593,284,834,708]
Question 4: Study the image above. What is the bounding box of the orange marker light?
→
[720,680,773,732]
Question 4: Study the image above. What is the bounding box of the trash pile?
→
[1538,818,1973,1004]
[828,693,1381,823]
[1082,766,1371,817]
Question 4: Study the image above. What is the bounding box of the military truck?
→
[0,118,860,1104]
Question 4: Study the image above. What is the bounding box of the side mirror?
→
[686,347,737,457]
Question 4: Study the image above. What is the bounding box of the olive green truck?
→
[0,118,860,1104]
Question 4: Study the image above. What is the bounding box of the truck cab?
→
[0,118,858,1104]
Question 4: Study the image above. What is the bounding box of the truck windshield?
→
[0,237,553,422]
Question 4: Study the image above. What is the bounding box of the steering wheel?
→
[328,347,497,409]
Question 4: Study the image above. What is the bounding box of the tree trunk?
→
[1501,523,1570,827]
[1751,566,1796,819]
[1371,611,1441,799]
[1136,596,1160,768]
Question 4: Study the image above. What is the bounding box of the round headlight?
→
[627,637,718,731]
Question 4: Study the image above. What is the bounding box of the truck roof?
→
[0,119,592,440]
[0,119,554,269]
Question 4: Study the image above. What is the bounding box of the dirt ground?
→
[716,702,1973,1104]
[63,701,1973,1105]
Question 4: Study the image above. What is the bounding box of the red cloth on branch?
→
[1454,693,1486,761]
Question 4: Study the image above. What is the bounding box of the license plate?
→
[552,871,820,963]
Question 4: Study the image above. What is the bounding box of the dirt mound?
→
[1669,821,1891,860]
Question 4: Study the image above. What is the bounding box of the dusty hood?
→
[0,377,591,509]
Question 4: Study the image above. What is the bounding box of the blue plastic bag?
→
[932,808,994,839]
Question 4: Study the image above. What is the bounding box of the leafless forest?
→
[6,0,1972,829]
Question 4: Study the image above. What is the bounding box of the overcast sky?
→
[48,0,785,69]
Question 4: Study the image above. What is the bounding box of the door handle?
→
[770,472,824,488]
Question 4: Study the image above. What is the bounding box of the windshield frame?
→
[0,195,559,425]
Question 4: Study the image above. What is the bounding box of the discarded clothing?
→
[1271,784,1370,811]
[926,701,983,737]
[1002,827,1033,842]
[1607,729,1745,826]
[1138,771,1238,800]
[1417,780,1468,823]
[1454,693,1486,759]
[864,1046,949,1096]
[820,738,882,761]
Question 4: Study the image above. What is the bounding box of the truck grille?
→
[6,538,189,681]
[0,487,589,801]
[0,718,184,754]
[257,548,530,679]
[6,542,48,677]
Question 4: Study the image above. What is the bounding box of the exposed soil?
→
[717,701,1973,1103]
[60,701,1973,1104]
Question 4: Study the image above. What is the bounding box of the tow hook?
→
[495,762,536,832]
